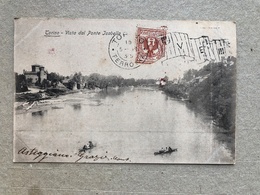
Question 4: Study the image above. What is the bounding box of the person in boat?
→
[82,141,94,151]
[159,147,165,153]
[168,146,173,151]
[82,145,88,150]
[88,141,93,148]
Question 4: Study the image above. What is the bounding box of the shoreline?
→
[15,87,82,114]
[14,86,157,114]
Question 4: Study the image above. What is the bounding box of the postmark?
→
[136,27,167,64]
[108,33,140,70]
[14,18,236,164]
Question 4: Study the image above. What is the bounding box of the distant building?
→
[23,65,47,84]
[156,78,167,87]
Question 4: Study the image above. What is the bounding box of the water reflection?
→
[88,99,102,106]
[32,110,47,117]
[16,87,233,163]
[72,103,81,110]
[94,87,131,99]
[185,96,234,155]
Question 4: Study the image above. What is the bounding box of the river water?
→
[14,87,234,163]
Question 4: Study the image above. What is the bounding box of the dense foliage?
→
[190,62,236,131]
[163,58,236,131]
[67,72,156,90]
[47,72,65,82]
[15,73,28,92]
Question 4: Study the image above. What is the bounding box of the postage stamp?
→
[14,18,236,164]
[135,27,167,64]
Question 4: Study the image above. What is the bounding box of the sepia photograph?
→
[14,18,236,164]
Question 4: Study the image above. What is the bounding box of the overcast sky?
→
[14,18,236,80]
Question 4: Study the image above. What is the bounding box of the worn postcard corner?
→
[14,18,236,164]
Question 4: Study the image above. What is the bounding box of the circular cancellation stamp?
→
[108,33,140,70]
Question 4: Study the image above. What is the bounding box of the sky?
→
[14,18,236,80]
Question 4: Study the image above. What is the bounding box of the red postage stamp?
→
[136,27,167,64]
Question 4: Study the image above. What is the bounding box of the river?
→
[14,87,234,163]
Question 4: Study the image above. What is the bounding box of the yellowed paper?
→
[14,18,236,163]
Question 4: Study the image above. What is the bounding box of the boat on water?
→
[79,141,95,153]
[154,147,177,155]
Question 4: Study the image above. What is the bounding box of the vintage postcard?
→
[14,18,236,164]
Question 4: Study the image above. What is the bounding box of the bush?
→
[15,73,28,92]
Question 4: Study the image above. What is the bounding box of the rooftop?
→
[32,64,44,68]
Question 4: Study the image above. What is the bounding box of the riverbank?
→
[14,86,138,114]
[162,61,236,132]
[15,86,81,113]
[14,86,234,163]
[16,87,71,102]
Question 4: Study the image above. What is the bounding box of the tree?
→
[87,73,101,89]
[72,72,83,84]
[26,78,33,86]
[47,72,65,84]
[41,79,51,89]
[15,73,28,92]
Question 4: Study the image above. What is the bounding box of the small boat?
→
[79,141,95,153]
[154,147,177,155]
